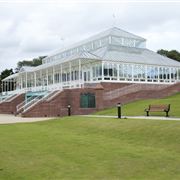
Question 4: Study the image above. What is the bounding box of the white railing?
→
[0,94,11,103]
[16,95,38,113]
[38,90,58,102]
[0,93,20,104]
[2,89,25,96]
[104,83,170,100]
[22,95,44,112]
[2,94,17,102]
[3,80,84,97]
[16,90,62,114]
[45,90,62,102]
[22,90,60,113]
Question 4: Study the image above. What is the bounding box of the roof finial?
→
[112,13,116,28]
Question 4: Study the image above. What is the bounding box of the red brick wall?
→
[102,82,180,108]
[22,90,68,117]
[22,88,104,117]
[101,82,131,92]
[21,82,180,117]
[0,94,25,114]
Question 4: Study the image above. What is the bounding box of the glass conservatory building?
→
[2,27,180,95]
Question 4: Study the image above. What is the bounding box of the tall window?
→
[92,64,102,80]
[80,93,96,108]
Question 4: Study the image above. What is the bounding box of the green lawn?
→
[95,93,180,117]
[0,116,180,179]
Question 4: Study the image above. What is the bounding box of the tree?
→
[0,56,46,92]
[157,49,180,62]
[16,56,46,72]
[0,69,14,93]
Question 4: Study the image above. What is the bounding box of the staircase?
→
[102,82,180,108]
[103,83,170,100]
[16,90,62,115]
[0,94,16,104]
[0,93,25,114]
[16,95,40,114]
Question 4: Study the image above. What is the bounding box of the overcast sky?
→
[0,0,180,72]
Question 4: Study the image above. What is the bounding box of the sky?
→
[0,0,180,72]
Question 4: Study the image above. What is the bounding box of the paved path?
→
[82,115,180,121]
[1,114,180,125]
[0,114,54,125]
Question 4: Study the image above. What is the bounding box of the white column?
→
[133,40,136,47]
[158,67,160,82]
[102,61,104,81]
[99,39,102,47]
[9,80,11,92]
[117,63,120,81]
[176,68,178,81]
[145,65,148,82]
[90,66,92,82]
[109,36,112,44]
[69,62,71,87]
[132,64,134,82]
[34,72,36,88]
[25,72,27,90]
[46,69,48,86]
[79,59,81,87]
[60,64,62,89]
[16,77,18,90]
[4,81,5,92]
[41,70,43,88]
[10,80,11,91]
[21,75,23,89]
[4,82,6,92]
[6,81,9,92]
[58,65,60,84]
[2,81,3,93]
[14,79,16,91]
[53,66,55,85]
[165,67,168,81]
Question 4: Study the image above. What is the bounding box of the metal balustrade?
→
[22,95,44,112]
[3,94,22,103]
[16,90,62,114]
[45,90,62,102]
[0,94,17,104]
[22,90,62,113]
[16,95,38,113]
[103,84,170,100]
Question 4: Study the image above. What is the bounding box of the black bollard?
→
[67,105,71,116]
[117,103,121,119]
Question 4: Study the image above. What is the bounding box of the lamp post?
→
[67,105,71,116]
[117,103,121,119]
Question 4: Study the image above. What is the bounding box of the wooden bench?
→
[145,104,170,117]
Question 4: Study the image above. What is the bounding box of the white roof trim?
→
[44,27,146,59]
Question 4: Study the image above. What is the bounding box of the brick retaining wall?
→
[21,82,180,117]
[0,82,179,117]
[0,94,25,114]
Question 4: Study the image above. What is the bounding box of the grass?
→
[94,92,180,117]
[0,116,180,179]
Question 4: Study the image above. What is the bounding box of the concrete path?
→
[82,115,180,121]
[0,114,54,125]
[1,114,180,125]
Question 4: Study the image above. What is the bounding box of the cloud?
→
[0,2,180,72]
